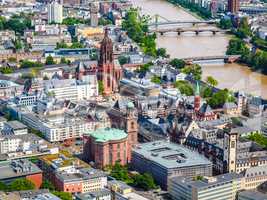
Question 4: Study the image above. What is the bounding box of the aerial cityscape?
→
[0,0,266,199]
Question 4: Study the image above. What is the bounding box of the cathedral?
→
[98,28,122,95]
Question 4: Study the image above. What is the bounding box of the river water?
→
[131,0,267,99]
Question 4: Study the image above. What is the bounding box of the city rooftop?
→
[133,140,212,169]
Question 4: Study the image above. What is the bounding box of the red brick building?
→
[83,128,131,168]
[98,28,122,95]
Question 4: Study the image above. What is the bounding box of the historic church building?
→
[98,28,122,95]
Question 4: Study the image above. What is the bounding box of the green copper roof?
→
[127,101,135,109]
[195,81,200,96]
[85,128,127,143]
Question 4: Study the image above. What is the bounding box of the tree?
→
[52,191,72,200]
[206,76,218,87]
[60,57,67,64]
[181,64,202,80]
[151,75,161,84]
[235,17,252,39]
[14,38,22,50]
[208,89,235,108]
[174,80,194,96]
[70,42,85,49]
[110,162,132,184]
[56,42,68,49]
[45,55,55,65]
[169,58,186,69]
[122,9,157,57]
[218,18,233,29]
[0,67,14,74]
[118,56,128,66]
[132,173,157,191]
[41,180,55,191]
[0,181,7,191]
[98,81,104,95]
[202,87,213,98]
[20,60,43,68]
[9,178,35,191]
[156,48,167,57]
[98,17,113,26]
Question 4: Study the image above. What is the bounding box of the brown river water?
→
[131,0,267,98]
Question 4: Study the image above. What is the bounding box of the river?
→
[131,0,267,99]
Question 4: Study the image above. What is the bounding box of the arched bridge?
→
[148,14,217,27]
[149,27,230,35]
[181,55,241,63]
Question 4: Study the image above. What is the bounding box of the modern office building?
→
[131,141,212,189]
[169,173,244,200]
[83,128,131,168]
[47,1,63,24]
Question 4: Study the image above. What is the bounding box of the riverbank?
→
[130,0,267,99]
[166,0,211,19]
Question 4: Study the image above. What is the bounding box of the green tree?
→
[181,64,202,80]
[70,42,84,49]
[0,181,7,191]
[45,55,56,65]
[110,162,132,184]
[56,41,68,49]
[9,178,35,191]
[118,56,128,66]
[14,38,22,50]
[98,17,113,26]
[0,67,14,74]
[60,57,67,64]
[174,80,194,96]
[235,17,252,39]
[41,180,55,191]
[156,48,167,57]
[208,89,234,108]
[20,60,43,68]
[136,62,153,73]
[206,76,218,87]
[132,173,157,191]
[218,18,233,29]
[52,191,72,200]
[151,75,161,84]
[98,81,104,95]
[169,58,186,69]
[122,9,157,57]
[202,87,213,98]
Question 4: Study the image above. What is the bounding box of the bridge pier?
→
[177,31,180,35]
[195,31,199,35]
[212,31,216,35]
[160,32,164,36]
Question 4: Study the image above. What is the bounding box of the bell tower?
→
[126,102,138,148]
[224,131,238,173]
[98,28,117,95]
[194,81,201,112]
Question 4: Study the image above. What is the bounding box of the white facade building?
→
[44,78,98,102]
[47,1,63,24]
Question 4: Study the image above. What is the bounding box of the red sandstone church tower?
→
[194,81,201,112]
[98,28,121,95]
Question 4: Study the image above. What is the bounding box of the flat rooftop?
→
[4,120,27,130]
[133,141,212,169]
[0,159,42,180]
[56,168,106,183]
[171,173,243,190]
